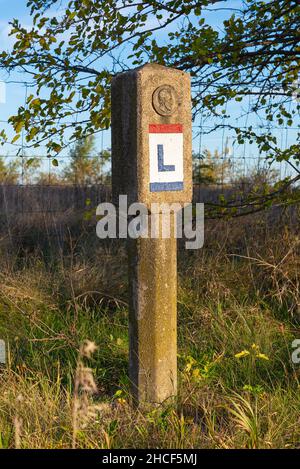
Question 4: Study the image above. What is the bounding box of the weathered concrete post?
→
[112,64,192,404]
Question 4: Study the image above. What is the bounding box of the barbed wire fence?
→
[0,79,298,216]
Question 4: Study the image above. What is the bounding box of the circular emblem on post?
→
[152,85,177,116]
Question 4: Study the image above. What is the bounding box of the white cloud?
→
[0,20,16,49]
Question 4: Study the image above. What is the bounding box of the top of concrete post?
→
[111,62,192,208]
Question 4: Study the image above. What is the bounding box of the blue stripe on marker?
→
[150,182,184,192]
[157,144,175,172]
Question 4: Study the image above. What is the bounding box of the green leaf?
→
[26,158,36,167]
[11,134,21,144]
[15,121,24,133]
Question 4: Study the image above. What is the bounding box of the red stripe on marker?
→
[149,124,183,133]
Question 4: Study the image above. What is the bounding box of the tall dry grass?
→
[0,204,299,448]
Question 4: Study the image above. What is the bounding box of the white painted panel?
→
[149,133,183,184]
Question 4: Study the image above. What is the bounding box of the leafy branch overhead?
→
[0,1,299,175]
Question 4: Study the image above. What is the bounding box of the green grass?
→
[0,214,299,448]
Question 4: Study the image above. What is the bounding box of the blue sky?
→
[0,0,298,179]
[0,1,38,156]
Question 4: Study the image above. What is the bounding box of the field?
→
[0,200,299,449]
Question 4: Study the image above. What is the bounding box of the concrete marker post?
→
[112,63,192,405]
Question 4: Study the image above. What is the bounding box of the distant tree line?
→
[0,136,111,185]
[1,134,280,189]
